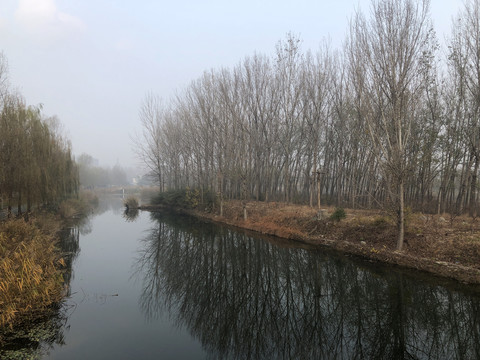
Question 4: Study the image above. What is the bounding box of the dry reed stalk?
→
[0,219,64,328]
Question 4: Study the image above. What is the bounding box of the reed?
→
[58,196,96,219]
[124,196,139,210]
[0,219,64,329]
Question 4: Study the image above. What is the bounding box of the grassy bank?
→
[0,191,98,330]
[197,201,480,284]
[143,191,480,285]
[0,218,65,328]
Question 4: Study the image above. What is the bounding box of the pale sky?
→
[0,0,462,168]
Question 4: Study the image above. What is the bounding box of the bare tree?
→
[349,0,434,250]
[274,33,305,203]
[302,45,332,208]
[133,93,167,190]
[447,0,480,216]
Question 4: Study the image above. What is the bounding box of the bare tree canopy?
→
[134,0,480,250]
[349,0,434,249]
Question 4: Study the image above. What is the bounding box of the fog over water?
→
[0,0,460,167]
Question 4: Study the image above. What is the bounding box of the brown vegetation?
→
[0,219,65,329]
[58,190,98,219]
[0,192,97,332]
[190,200,480,285]
[124,196,139,210]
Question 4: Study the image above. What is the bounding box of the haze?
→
[0,0,459,168]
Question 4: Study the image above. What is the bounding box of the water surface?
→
[2,199,480,359]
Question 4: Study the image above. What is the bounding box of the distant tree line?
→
[136,0,480,249]
[0,52,78,215]
[76,153,129,189]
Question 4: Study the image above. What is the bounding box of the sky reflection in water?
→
[3,200,479,359]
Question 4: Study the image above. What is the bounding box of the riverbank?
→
[0,216,65,329]
[142,200,480,285]
[0,192,98,331]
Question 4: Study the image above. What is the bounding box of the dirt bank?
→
[140,200,480,285]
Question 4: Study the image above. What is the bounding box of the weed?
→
[373,216,390,227]
[330,208,346,222]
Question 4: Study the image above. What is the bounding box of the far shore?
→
[139,200,480,286]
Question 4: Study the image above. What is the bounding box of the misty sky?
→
[0,0,461,169]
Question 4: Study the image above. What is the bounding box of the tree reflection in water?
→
[134,211,480,360]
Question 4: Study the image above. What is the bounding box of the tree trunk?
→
[309,173,314,208]
[469,156,479,217]
[218,172,224,217]
[317,171,321,209]
[397,181,405,251]
[17,191,22,215]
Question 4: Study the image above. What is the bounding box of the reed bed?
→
[0,219,64,328]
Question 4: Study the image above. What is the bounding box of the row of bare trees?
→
[0,53,79,215]
[136,0,480,249]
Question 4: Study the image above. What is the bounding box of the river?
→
[2,197,480,359]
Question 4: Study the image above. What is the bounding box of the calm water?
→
[2,198,480,359]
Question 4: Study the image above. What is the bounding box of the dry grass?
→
[214,200,320,240]
[58,192,98,219]
[124,196,139,209]
[198,200,480,276]
[0,219,65,328]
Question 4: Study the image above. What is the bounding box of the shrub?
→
[202,189,219,211]
[185,187,200,208]
[152,189,188,208]
[330,207,346,222]
[124,196,139,210]
[373,216,390,227]
[140,187,160,203]
[150,188,219,210]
